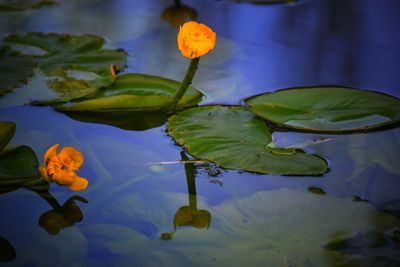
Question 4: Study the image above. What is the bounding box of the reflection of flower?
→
[173,206,211,229]
[39,196,87,235]
[177,21,216,59]
[161,4,197,27]
[39,144,88,191]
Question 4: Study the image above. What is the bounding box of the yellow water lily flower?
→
[177,21,216,59]
[39,144,88,191]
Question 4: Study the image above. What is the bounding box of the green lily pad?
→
[0,145,47,192]
[245,87,400,133]
[0,0,57,12]
[0,121,16,152]
[53,73,204,112]
[5,32,127,101]
[167,106,328,175]
[0,46,35,97]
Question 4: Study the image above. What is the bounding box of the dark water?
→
[0,0,399,266]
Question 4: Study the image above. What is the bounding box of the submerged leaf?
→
[0,0,57,12]
[245,87,400,133]
[54,73,203,112]
[5,32,127,102]
[0,236,16,262]
[167,106,328,175]
[0,46,35,97]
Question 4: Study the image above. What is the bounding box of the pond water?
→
[0,0,400,266]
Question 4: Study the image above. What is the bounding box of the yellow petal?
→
[59,146,84,169]
[44,144,59,165]
[52,171,77,186]
[177,21,216,59]
[67,176,89,191]
[39,166,50,182]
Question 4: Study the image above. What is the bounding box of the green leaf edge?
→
[245,86,400,134]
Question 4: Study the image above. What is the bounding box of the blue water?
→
[0,0,399,266]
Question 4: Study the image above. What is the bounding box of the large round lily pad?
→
[245,87,400,133]
[0,46,35,97]
[167,106,327,175]
[54,73,204,112]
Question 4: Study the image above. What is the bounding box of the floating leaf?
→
[0,0,57,12]
[0,121,16,152]
[245,87,400,133]
[5,32,127,102]
[0,145,47,191]
[167,106,327,175]
[5,32,126,76]
[53,73,203,112]
[0,46,35,97]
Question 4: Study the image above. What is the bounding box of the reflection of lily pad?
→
[62,110,170,131]
[0,46,35,97]
[167,106,327,175]
[5,32,127,101]
[0,0,57,12]
[245,87,400,133]
[85,189,399,267]
[53,73,203,112]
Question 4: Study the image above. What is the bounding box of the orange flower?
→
[39,144,88,191]
[177,21,216,59]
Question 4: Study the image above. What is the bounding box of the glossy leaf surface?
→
[167,106,328,175]
[245,87,400,133]
[55,73,203,112]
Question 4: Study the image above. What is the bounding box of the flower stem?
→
[164,57,200,113]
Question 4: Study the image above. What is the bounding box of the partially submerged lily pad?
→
[245,87,400,133]
[54,73,204,112]
[0,46,35,97]
[0,121,16,152]
[167,106,328,175]
[0,0,57,12]
[5,32,127,102]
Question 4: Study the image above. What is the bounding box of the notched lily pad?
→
[0,45,35,97]
[245,87,400,133]
[167,106,328,175]
[53,73,204,112]
[0,0,57,12]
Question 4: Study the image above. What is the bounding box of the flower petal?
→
[52,171,77,186]
[44,144,59,165]
[67,176,89,191]
[39,166,50,182]
[59,146,84,169]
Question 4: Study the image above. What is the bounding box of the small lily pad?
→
[245,87,400,133]
[54,73,204,112]
[0,0,57,12]
[0,46,35,97]
[167,106,328,175]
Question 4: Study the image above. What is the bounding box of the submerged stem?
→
[164,57,200,113]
